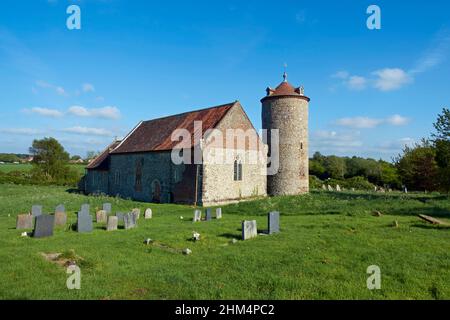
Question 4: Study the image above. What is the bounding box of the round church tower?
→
[261,72,310,196]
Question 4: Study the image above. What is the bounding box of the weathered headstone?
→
[54,211,67,226]
[77,211,93,233]
[144,208,152,219]
[116,212,125,223]
[33,214,55,238]
[327,185,333,192]
[193,210,201,222]
[81,204,90,215]
[55,204,65,214]
[205,208,212,221]
[242,220,257,240]
[322,184,326,190]
[124,212,137,230]
[131,208,141,219]
[268,211,280,234]
[16,214,33,229]
[103,203,112,214]
[31,205,42,217]
[216,208,222,219]
[106,216,118,231]
[336,185,341,192]
[96,210,107,223]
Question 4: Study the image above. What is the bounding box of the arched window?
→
[234,159,243,181]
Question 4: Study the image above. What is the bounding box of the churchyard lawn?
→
[0,183,449,299]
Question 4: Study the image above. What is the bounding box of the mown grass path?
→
[0,184,449,299]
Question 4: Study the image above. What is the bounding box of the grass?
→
[0,184,449,300]
[0,163,86,175]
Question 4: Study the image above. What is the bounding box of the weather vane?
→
[283,63,288,82]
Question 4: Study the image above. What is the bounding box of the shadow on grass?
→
[411,223,450,230]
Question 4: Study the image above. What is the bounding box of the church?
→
[82,74,310,206]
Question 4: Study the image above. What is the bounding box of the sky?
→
[0,0,449,161]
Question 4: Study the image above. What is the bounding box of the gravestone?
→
[242,220,257,240]
[116,212,125,223]
[322,184,326,190]
[336,185,341,192]
[103,203,112,214]
[16,214,33,229]
[106,216,118,231]
[55,204,65,214]
[96,210,107,223]
[31,205,42,217]
[77,212,93,233]
[193,210,201,222]
[327,185,333,191]
[205,208,212,221]
[124,212,137,230]
[216,208,222,219]
[131,208,141,219]
[81,204,90,215]
[268,211,280,234]
[144,208,152,219]
[33,214,55,238]
[54,212,67,226]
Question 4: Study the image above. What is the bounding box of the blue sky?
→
[0,0,449,160]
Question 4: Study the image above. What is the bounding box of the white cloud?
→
[347,76,367,90]
[67,106,121,120]
[372,68,413,91]
[335,117,382,129]
[35,80,67,96]
[62,126,113,137]
[0,128,43,135]
[82,83,95,93]
[335,114,410,129]
[375,137,416,153]
[310,130,363,153]
[332,70,350,79]
[24,107,63,118]
[410,29,450,74]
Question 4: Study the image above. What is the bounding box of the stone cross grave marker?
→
[77,211,93,233]
[106,216,118,231]
[205,208,212,221]
[31,205,42,217]
[54,212,67,226]
[242,220,257,240]
[193,210,201,222]
[124,212,137,230]
[144,208,152,219]
[55,204,65,214]
[16,214,33,230]
[103,203,112,214]
[33,214,55,238]
[216,208,222,219]
[268,211,280,234]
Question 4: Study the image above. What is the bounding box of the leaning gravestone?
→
[81,204,90,215]
[31,205,42,217]
[77,212,93,233]
[54,212,67,226]
[268,211,280,234]
[205,208,212,221]
[242,220,257,240]
[16,214,33,230]
[55,204,65,214]
[96,210,107,223]
[103,203,112,214]
[131,208,141,220]
[106,216,118,231]
[216,208,222,219]
[33,214,55,238]
[124,212,137,230]
[144,208,152,219]
[193,210,201,222]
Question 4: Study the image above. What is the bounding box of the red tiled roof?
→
[111,102,238,154]
[86,140,121,169]
[261,80,310,102]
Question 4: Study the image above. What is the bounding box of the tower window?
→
[301,142,303,150]
[234,160,243,181]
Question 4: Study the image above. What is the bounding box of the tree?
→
[324,156,346,179]
[29,137,76,183]
[394,140,439,191]
[432,108,450,192]
[71,155,82,161]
